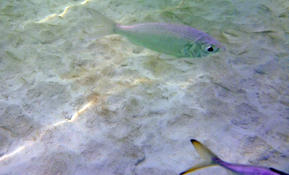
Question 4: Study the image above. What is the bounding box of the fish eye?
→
[207,46,214,52]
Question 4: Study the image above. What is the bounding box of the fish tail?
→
[190,139,219,162]
[85,9,117,36]
[68,7,116,37]
[180,139,220,175]
[32,5,116,39]
[179,162,217,175]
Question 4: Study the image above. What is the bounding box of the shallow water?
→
[0,0,288,174]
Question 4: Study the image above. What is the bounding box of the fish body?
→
[115,23,222,58]
[214,158,287,175]
[180,139,289,175]
[41,8,223,58]
[87,9,223,58]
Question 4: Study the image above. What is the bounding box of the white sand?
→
[0,0,288,174]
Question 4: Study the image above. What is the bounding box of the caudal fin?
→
[179,162,216,175]
[60,6,116,37]
[190,139,219,161]
[179,139,219,175]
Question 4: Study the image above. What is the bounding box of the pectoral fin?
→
[179,162,217,175]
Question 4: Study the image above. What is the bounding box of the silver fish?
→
[95,11,223,58]
[180,139,289,175]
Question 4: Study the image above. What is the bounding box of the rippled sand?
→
[0,0,288,174]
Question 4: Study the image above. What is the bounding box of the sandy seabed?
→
[0,0,288,174]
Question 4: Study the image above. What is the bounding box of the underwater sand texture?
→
[0,0,288,174]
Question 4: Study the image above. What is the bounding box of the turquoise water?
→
[0,0,288,174]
